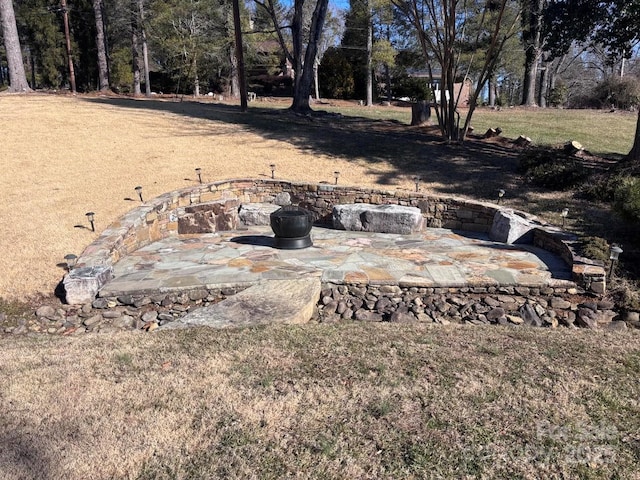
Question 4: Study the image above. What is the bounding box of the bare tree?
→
[393,0,519,141]
[0,0,30,92]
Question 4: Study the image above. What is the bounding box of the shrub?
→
[580,236,610,263]
[518,149,589,190]
[318,47,355,99]
[614,176,640,222]
[548,83,568,107]
[580,173,627,202]
[594,76,640,110]
[391,75,432,101]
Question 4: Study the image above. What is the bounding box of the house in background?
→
[408,68,472,106]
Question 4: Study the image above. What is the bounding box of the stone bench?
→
[332,204,424,234]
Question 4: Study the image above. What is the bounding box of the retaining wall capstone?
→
[62,178,607,304]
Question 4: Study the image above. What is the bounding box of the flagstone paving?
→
[99,226,574,298]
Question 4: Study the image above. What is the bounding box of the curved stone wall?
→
[62,178,606,304]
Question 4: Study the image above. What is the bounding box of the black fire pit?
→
[270,207,314,249]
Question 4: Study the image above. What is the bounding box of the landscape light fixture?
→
[85,211,95,232]
[64,253,77,271]
[195,167,202,184]
[413,176,421,192]
[135,186,143,202]
[334,171,340,185]
[270,164,276,179]
[608,244,623,279]
[561,208,569,227]
[497,189,505,204]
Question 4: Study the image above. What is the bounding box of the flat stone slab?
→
[333,204,424,234]
[163,278,321,329]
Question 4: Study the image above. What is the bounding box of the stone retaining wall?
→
[18,283,635,336]
[63,178,606,304]
[317,283,626,330]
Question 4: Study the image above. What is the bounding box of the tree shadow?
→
[0,426,55,479]
[83,97,521,201]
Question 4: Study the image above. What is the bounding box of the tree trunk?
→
[489,75,496,107]
[131,6,141,96]
[627,110,640,162]
[538,64,548,108]
[521,0,544,106]
[138,0,150,96]
[60,0,76,93]
[365,7,372,106]
[290,0,330,112]
[313,58,320,100]
[0,0,30,92]
[232,0,247,110]
[93,0,110,91]
[193,57,200,97]
[227,6,239,98]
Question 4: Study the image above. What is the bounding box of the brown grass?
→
[1,323,639,479]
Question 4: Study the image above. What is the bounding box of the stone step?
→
[162,278,321,330]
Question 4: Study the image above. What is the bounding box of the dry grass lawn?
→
[1,323,640,479]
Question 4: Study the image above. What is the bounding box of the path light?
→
[64,253,77,271]
[497,189,505,204]
[195,167,202,184]
[85,211,95,232]
[135,186,143,202]
[270,164,276,179]
[608,244,623,279]
[561,208,569,227]
[334,171,340,185]
[413,176,421,192]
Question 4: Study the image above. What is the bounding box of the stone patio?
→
[99,225,573,298]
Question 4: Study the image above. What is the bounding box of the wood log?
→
[564,140,583,154]
[514,135,532,147]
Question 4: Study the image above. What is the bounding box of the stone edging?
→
[62,178,606,304]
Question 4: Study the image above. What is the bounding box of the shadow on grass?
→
[83,97,521,201]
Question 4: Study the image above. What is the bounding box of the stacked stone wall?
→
[317,284,626,330]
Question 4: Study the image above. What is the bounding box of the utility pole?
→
[60,0,76,93]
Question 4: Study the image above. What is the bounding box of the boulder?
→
[238,203,281,226]
[490,209,536,244]
[63,266,113,305]
[332,204,424,234]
